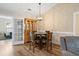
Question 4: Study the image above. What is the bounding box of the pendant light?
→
[37,3,43,21]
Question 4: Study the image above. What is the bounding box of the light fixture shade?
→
[37,16,43,20]
[37,3,43,21]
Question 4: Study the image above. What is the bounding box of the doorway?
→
[0,16,13,45]
[24,18,37,43]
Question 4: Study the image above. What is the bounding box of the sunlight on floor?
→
[0,40,14,56]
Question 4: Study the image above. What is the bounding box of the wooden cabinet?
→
[24,18,37,43]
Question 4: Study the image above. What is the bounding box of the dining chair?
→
[32,34,41,52]
[46,31,53,52]
[41,34,47,48]
[28,31,37,50]
[29,31,41,52]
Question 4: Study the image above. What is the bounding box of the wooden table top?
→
[34,32,47,35]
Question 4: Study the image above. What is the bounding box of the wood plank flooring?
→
[14,44,53,56]
[11,43,62,56]
[0,40,62,56]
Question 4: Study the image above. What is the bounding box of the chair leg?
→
[50,43,52,50]
[33,43,35,53]
[46,42,49,52]
[29,42,31,50]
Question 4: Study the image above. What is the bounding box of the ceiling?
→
[0,3,56,18]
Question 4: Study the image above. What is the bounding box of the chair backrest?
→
[48,32,52,40]
[32,31,36,39]
[46,31,52,41]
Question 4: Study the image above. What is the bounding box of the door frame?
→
[73,12,79,36]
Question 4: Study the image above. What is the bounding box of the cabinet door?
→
[33,21,37,31]
[24,19,37,43]
[24,19,30,43]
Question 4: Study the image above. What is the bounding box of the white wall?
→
[0,19,6,33]
[0,17,13,33]
[42,4,79,45]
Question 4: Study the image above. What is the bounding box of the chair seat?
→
[42,40,46,43]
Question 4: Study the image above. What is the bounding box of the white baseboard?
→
[52,31,73,45]
[53,31,73,36]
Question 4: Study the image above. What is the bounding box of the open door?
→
[24,18,37,43]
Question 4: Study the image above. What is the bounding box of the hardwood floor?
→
[0,40,62,56]
[14,44,53,56]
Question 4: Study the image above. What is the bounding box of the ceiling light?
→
[37,16,43,21]
[37,3,43,21]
